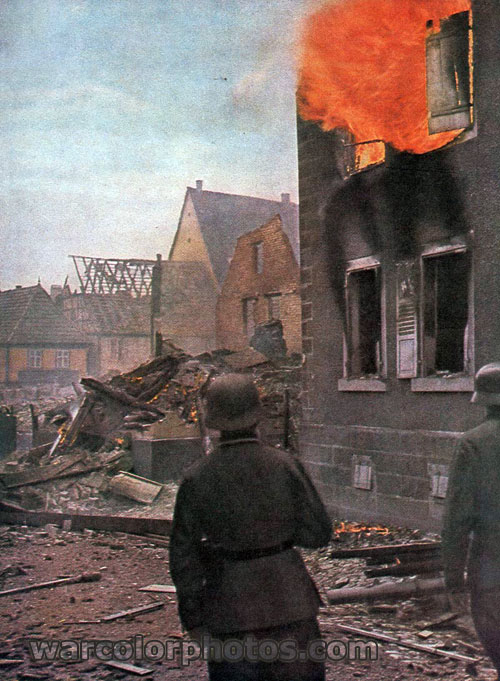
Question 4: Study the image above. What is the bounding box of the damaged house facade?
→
[297,0,498,530]
[216,215,302,355]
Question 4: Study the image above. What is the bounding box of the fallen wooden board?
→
[0,659,23,666]
[0,572,101,598]
[0,453,86,488]
[330,541,441,560]
[139,584,176,593]
[104,660,153,676]
[327,577,445,604]
[0,508,172,535]
[336,623,479,664]
[365,558,443,578]
[109,472,163,504]
[101,601,164,622]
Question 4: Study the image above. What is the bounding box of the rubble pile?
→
[0,341,302,514]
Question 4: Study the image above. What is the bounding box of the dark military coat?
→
[169,437,331,633]
[442,415,500,592]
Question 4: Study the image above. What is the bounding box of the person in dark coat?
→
[169,373,332,681]
[442,362,500,678]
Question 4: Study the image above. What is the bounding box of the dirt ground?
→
[0,522,497,681]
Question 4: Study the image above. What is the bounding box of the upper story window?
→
[253,242,264,274]
[345,261,383,378]
[28,349,43,369]
[396,243,474,390]
[422,250,469,376]
[426,10,473,135]
[242,297,257,339]
[267,294,281,320]
[55,349,70,368]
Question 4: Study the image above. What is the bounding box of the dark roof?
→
[171,187,299,285]
[69,293,150,335]
[0,285,87,346]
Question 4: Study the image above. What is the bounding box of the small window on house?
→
[28,349,43,369]
[242,298,257,339]
[55,349,70,368]
[267,294,281,320]
[426,11,473,135]
[422,251,469,376]
[253,242,264,274]
[345,267,382,377]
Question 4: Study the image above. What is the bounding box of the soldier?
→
[169,373,331,680]
[442,362,500,677]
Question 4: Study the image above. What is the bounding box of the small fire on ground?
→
[334,520,390,537]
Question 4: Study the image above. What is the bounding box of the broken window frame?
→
[55,349,70,368]
[28,348,43,369]
[242,297,257,339]
[266,293,281,320]
[426,10,475,139]
[339,256,387,392]
[411,241,474,392]
[253,242,264,274]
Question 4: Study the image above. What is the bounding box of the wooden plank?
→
[0,660,23,666]
[104,660,153,676]
[330,541,441,559]
[0,454,86,488]
[327,577,445,605]
[138,584,176,593]
[109,472,163,504]
[0,572,101,598]
[336,623,479,663]
[101,601,164,622]
[365,558,443,578]
[0,508,172,535]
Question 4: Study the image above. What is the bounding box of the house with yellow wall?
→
[0,284,90,385]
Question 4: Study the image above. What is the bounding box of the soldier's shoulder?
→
[462,418,500,444]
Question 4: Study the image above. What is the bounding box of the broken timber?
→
[365,558,444,578]
[330,541,441,559]
[0,572,101,598]
[336,623,479,664]
[80,377,165,416]
[109,472,163,504]
[327,577,445,604]
[104,660,153,676]
[0,507,172,535]
[0,453,87,488]
[101,601,164,622]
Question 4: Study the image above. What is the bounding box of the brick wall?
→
[216,215,302,354]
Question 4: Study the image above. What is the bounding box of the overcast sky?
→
[1,0,319,291]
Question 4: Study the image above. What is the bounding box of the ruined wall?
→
[97,335,150,376]
[297,0,500,530]
[216,216,302,354]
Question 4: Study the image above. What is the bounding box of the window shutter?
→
[426,11,472,134]
[397,261,418,379]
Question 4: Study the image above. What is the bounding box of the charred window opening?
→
[28,349,43,369]
[253,242,264,274]
[345,267,382,377]
[343,139,386,178]
[422,251,469,376]
[55,349,70,368]
[242,297,257,339]
[267,294,281,320]
[426,11,473,135]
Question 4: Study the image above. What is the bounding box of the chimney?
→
[281,192,290,204]
[196,180,203,193]
[16,285,22,289]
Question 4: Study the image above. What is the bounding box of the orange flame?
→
[298,0,471,154]
[334,521,390,536]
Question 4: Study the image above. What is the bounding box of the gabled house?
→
[61,291,151,376]
[296,0,496,531]
[169,181,299,288]
[216,215,302,355]
[0,285,89,384]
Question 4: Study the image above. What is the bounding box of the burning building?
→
[296,0,499,530]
